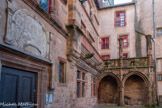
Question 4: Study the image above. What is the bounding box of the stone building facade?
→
[96,0,162,106]
[0,0,161,108]
[0,0,102,108]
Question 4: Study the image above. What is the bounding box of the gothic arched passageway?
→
[124,75,147,105]
[98,76,119,104]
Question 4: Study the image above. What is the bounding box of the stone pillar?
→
[146,35,153,106]
[119,86,124,106]
[119,38,123,76]
[146,35,152,58]
[119,38,123,60]
[118,38,124,106]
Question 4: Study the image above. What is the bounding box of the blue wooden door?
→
[0,67,36,108]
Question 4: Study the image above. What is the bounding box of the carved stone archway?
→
[96,72,121,105]
[122,71,150,106]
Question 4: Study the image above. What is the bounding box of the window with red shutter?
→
[115,11,126,27]
[123,53,128,58]
[119,35,128,48]
[101,37,109,49]
[101,55,110,60]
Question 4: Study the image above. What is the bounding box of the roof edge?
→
[98,2,135,10]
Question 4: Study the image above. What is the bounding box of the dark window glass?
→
[82,83,85,97]
[77,82,80,98]
[77,71,80,79]
[59,62,64,83]
[82,73,85,80]
[77,70,86,98]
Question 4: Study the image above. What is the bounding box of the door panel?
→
[0,67,36,108]
[3,74,18,103]
[21,77,34,102]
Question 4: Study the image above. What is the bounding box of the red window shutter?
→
[101,56,105,60]
[101,37,109,49]
[101,55,110,60]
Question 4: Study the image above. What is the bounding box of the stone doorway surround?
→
[0,44,52,108]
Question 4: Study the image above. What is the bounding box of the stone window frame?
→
[158,74,162,81]
[76,69,86,98]
[91,76,96,97]
[119,35,129,48]
[101,37,109,49]
[115,10,126,27]
[157,28,162,36]
[58,56,67,84]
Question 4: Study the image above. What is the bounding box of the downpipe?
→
[152,0,159,106]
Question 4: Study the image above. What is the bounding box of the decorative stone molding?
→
[5,0,50,58]
[77,60,99,76]
[66,25,82,62]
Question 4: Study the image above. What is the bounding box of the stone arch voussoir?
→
[122,71,149,87]
[97,72,122,89]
